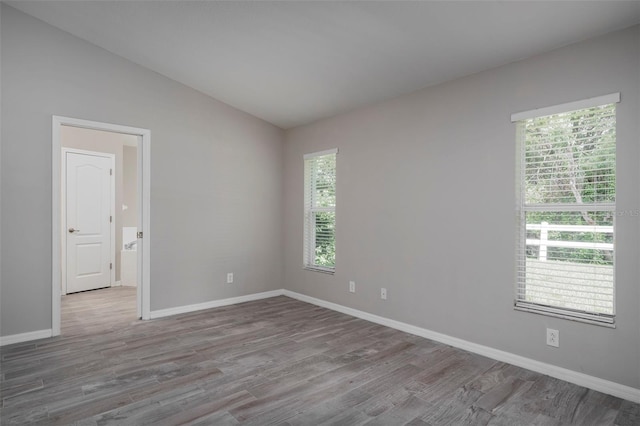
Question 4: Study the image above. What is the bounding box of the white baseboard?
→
[149,289,285,320]
[114,280,122,287]
[0,329,53,347]
[282,290,640,404]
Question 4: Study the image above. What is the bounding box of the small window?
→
[303,149,337,273]
[513,94,619,325]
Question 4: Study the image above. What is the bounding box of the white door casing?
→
[53,116,151,336]
[63,150,115,294]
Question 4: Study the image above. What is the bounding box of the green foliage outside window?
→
[523,104,615,266]
[305,152,336,269]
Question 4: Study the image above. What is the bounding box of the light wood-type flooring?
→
[1,287,639,425]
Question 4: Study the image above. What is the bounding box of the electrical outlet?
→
[349,281,356,293]
[381,288,387,300]
[227,273,234,284]
[546,328,559,347]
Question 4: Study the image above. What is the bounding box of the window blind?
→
[515,96,618,325]
[304,149,337,272]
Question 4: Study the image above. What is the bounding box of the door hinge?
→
[110,168,113,176]
[110,215,113,223]
[137,231,143,239]
[110,262,113,270]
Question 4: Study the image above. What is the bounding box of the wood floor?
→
[1,287,638,425]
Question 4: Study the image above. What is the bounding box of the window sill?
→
[303,266,335,275]
[514,303,615,328]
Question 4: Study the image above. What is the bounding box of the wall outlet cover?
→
[546,328,559,347]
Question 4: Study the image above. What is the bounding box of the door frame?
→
[52,116,151,336]
[61,148,116,295]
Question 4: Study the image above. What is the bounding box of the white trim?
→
[511,92,621,122]
[0,330,53,347]
[52,116,151,336]
[514,304,615,327]
[303,148,338,160]
[148,290,285,319]
[52,120,61,334]
[61,148,116,295]
[139,132,151,320]
[282,290,640,404]
[114,280,122,287]
[303,266,335,275]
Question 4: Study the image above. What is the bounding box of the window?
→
[513,93,619,325]
[303,149,337,273]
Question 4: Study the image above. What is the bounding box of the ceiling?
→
[7,1,640,129]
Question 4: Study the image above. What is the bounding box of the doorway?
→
[52,116,151,336]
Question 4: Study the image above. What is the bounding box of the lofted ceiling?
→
[7,1,640,129]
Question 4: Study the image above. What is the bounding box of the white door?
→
[65,151,113,293]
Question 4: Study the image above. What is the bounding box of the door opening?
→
[52,116,151,336]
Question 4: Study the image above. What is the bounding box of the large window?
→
[303,149,337,273]
[513,94,619,325]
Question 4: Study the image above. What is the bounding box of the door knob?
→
[68,228,80,233]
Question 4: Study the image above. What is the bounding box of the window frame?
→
[512,93,620,326]
[303,148,338,274]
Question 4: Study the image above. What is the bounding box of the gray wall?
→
[123,146,138,228]
[283,26,640,388]
[1,5,284,336]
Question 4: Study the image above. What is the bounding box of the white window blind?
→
[304,149,337,273]
[514,95,619,325]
